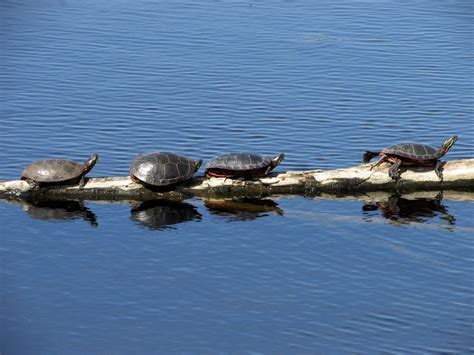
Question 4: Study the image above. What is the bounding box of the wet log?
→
[0,159,473,201]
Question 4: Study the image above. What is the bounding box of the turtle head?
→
[194,159,203,173]
[83,153,99,173]
[271,153,285,169]
[440,135,458,154]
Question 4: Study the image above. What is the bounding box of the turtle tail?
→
[363,151,379,163]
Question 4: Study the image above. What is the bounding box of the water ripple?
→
[1,0,473,179]
[1,1,473,354]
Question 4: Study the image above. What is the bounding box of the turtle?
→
[130,152,202,190]
[363,135,458,181]
[205,153,285,178]
[20,153,99,187]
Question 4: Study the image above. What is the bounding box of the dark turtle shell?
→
[130,152,201,187]
[21,159,85,184]
[205,153,283,177]
[382,143,439,161]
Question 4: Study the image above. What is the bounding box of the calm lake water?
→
[1,0,473,354]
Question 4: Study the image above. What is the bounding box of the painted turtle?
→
[21,153,98,187]
[205,153,285,178]
[363,135,458,181]
[130,152,202,190]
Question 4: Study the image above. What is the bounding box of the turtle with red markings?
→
[363,135,458,181]
[205,153,285,178]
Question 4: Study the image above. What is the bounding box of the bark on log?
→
[1,159,473,201]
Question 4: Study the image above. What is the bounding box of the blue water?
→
[1,0,473,353]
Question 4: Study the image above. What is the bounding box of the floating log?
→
[0,159,473,201]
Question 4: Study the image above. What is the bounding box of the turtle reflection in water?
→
[130,200,202,230]
[362,193,455,226]
[205,198,284,222]
[20,199,98,227]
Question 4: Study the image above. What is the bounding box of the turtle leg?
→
[25,178,39,190]
[434,160,444,182]
[79,176,86,188]
[370,156,388,171]
[388,158,402,181]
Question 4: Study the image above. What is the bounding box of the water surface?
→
[1,0,473,353]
